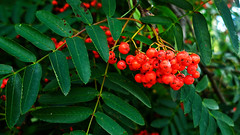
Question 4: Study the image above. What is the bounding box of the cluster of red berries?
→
[52,0,70,13]
[108,42,200,90]
[135,130,159,135]
[81,0,102,9]
[1,78,8,89]
[51,38,67,50]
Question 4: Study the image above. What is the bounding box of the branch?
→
[199,63,227,105]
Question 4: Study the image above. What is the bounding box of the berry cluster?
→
[82,0,102,9]
[52,0,70,13]
[51,38,67,50]
[1,78,8,89]
[108,42,200,90]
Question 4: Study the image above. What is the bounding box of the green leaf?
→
[154,6,178,21]
[86,25,109,62]
[15,24,55,51]
[140,16,172,25]
[193,13,212,65]
[233,101,240,121]
[154,107,173,117]
[0,64,13,75]
[217,120,234,135]
[173,115,185,134]
[102,92,145,125]
[174,23,183,51]
[32,107,92,123]
[236,0,239,7]
[215,0,239,54]
[196,75,209,92]
[6,74,22,128]
[161,126,169,135]
[43,79,59,92]
[102,0,116,17]
[192,93,202,127]
[95,112,126,135]
[211,111,234,127]
[21,63,42,114]
[102,104,137,130]
[70,130,86,135]
[66,37,90,84]
[180,85,195,114]
[157,0,193,10]
[203,99,219,110]
[49,51,71,96]
[108,17,122,40]
[39,87,98,105]
[206,115,217,135]
[151,118,169,128]
[108,73,151,108]
[66,0,93,24]
[199,106,209,135]
[36,10,73,37]
[24,5,37,24]
[0,37,36,62]
[170,123,177,135]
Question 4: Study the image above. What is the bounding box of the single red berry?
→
[141,62,153,72]
[85,38,92,43]
[146,48,157,58]
[187,64,198,74]
[135,74,142,83]
[192,71,200,78]
[44,78,49,83]
[180,102,184,111]
[3,78,8,85]
[153,59,160,69]
[90,0,97,6]
[109,51,115,59]
[170,58,177,65]
[159,60,171,70]
[157,50,166,60]
[162,74,175,84]
[162,67,172,75]
[69,127,73,131]
[182,56,192,66]
[125,55,135,65]
[59,8,65,13]
[16,126,21,130]
[121,36,126,39]
[131,60,141,70]
[52,0,58,5]
[166,50,175,60]
[190,54,200,65]
[108,57,117,64]
[156,69,163,77]
[97,3,102,8]
[135,53,146,64]
[117,60,127,70]
[82,2,90,8]
[0,95,6,101]
[105,30,111,36]
[176,73,185,81]
[107,37,114,45]
[1,83,5,89]
[170,78,184,90]
[184,75,195,85]
[64,3,70,9]
[119,42,130,54]
[147,35,151,39]
[100,26,109,30]
[16,35,20,39]
[176,51,189,63]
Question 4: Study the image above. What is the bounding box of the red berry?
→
[107,37,114,45]
[147,35,151,39]
[90,0,97,6]
[82,2,90,8]
[184,75,194,85]
[64,4,70,9]
[157,50,166,60]
[85,38,92,43]
[170,78,184,90]
[176,51,189,63]
[44,78,49,83]
[135,74,142,83]
[117,60,127,70]
[182,56,192,66]
[3,78,8,85]
[187,64,198,74]
[69,127,73,131]
[192,71,200,78]
[1,83,5,89]
[108,57,117,64]
[176,73,185,81]
[153,59,160,69]
[119,42,130,54]
[162,74,175,84]
[59,8,65,13]
[16,35,20,39]
[97,3,102,8]
[190,54,200,65]
[0,95,6,101]
[146,48,157,58]
[109,51,115,59]
[52,0,58,5]
[166,50,175,60]
[121,36,126,39]
[141,62,153,72]
[131,60,141,70]
[105,30,111,36]
[100,26,108,30]
[145,71,156,82]
[159,60,171,70]
[170,58,177,65]
[126,55,135,65]
[135,53,146,64]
